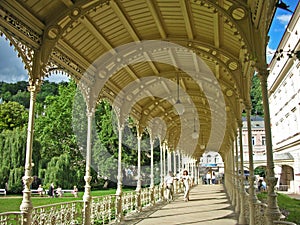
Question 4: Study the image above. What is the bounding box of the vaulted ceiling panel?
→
[0,0,276,157]
[156,0,187,36]
[120,0,160,39]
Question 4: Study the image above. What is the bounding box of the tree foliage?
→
[0,80,161,192]
[34,81,85,188]
[0,101,28,132]
[43,153,84,189]
[0,81,62,108]
[250,75,263,115]
[0,125,42,193]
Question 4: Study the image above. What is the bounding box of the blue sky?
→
[0,0,298,83]
[267,0,299,62]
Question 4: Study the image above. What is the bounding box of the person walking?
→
[48,183,55,198]
[164,171,174,202]
[181,170,190,202]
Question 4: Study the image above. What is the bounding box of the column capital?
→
[257,68,269,81]
[244,103,252,111]
[118,123,124,131]
[86,108,95,117]
[27,78,42,92]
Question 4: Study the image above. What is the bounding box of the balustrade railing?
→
[32,200,83,225]
[0,211,24,225]
[0,186,162,225]
[274,221,297,225]
[91,195,116,225]
[154,185,161,202]
[122,191,136,215]
[140,187,151,208]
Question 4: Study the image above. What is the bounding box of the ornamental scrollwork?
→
[0,6,41,46]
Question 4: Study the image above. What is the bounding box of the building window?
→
[262,136,266,146]
[207,155,211,163]
[252,136,255,146]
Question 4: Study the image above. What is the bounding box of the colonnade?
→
[17,68,288,225]
[223,71,284,225]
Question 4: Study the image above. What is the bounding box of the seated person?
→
[56,186,63,197]
[37,184,44,196]
[72,185,78,197]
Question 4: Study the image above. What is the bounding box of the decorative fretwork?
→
[48,48,95,89]
[123,191,136,215]
[0,212,24,224]
[32,201,83,225]
[11,36,35,75]
[0,6,41,46]
[92,194,116,224]
[0,184,183,225]
[255,202,268,225]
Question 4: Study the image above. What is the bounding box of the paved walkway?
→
[122,184,238,225]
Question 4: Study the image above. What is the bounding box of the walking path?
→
[122,184,238,225]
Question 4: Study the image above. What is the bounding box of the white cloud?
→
[0,36,69,83]
[266,45,276,64]
[45,73,70,83]
[276,14,292,25]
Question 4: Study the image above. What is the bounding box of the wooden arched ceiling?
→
[0,0,277,158]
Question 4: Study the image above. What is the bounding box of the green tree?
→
[0,101,28,132]
[0,127,42,193]
[43,153,84,189]
[34,81,85,188]
[11,91,30,108]
[250,75,263,115]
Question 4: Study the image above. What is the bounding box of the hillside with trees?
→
[0,80,160,193]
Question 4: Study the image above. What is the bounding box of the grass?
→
[0,188,134,213]
[257,192,300,225]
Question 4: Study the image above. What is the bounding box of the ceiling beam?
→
[110,1,159,75]
[110,0,140,41]
[60,0,73,7]
[57,39,91,69]
[179,0,194,40]
[80,16,115,52]
[80,16,140,81]
[146,0,167,39]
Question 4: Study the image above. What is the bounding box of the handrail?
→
[0,211,24,225]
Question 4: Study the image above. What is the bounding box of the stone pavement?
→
[121,184,238,225]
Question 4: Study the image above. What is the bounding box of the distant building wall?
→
[268,2,300,194]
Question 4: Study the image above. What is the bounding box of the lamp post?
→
[192,117,199,139]
[174,73,185,115]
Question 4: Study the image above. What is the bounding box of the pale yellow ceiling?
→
[0,0,277,158]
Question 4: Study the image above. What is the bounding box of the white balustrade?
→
[92,195,115,224]
[32,201,83,225]
[0,211,24,225]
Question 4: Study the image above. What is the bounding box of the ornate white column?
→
[20,79,41,225]
[191,159,195,185]
[115,123,124,222]
[177,151,181,173]
[159,139,164,200]
[173,151,177,175]
[238,124,247,224]
[82,109,94,225]
[163,142,166,178]
[195,161,199,185]
[150,134,155,205]
[234,136,241,215]
[167,147,172,173]
[246,106,258,225]
[173,151,177,193]
[231,143,236,208]
[136,132,142,211]
[258,71,281,223]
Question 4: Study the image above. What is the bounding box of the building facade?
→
[268,2,300,194]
